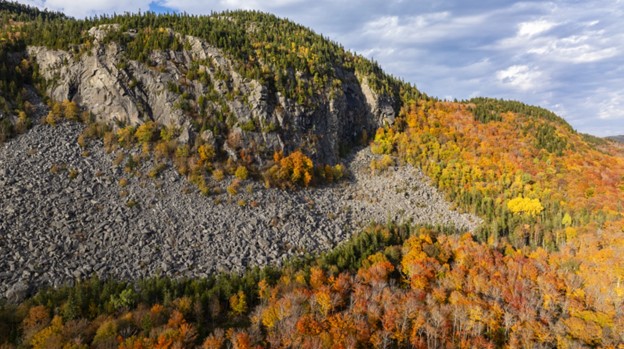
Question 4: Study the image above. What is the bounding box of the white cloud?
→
[518,19,556,37]
[519,31,620,64]
[596,92,624,120]
[360,11,489,44]
[495,10,622,64]
[496,65,544,91]
[18,0,152,18]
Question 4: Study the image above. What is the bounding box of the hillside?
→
[0,1,623,348]
[608,135,624,143]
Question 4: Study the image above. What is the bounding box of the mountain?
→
[1,1,623,348]
[607,135,624,143]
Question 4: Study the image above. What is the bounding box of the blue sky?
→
[17,0,624,136]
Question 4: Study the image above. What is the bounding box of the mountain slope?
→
[0,2,623,348]
[370,97,624,248]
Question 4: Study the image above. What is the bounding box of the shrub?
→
[212,169,225,182]
[154,140,172,159]
[116,126,136,147]
[134,121,159,144]
[113,152,125,167]
[148,163,167,178]
[160,126,178,141]
[62,100,79,120]
[198,180,210,196]
[126,199,138,208]
[227,179,240,196]
[68,168,79,179]
[234,165,249,180]
[370,154,394,173]
[198,144,216,162]
[103,131,117,153]
[15,110,30,134]
[76,134,87,148]
[43,111,59,126]
[43,102,63,126]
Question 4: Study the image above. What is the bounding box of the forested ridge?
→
[1,1,623,348]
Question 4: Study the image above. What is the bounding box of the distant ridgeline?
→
[607,135,624,143]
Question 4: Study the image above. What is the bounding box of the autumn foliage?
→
[371,99,624,248]
[3,223,622,348]
[266,150,314,188]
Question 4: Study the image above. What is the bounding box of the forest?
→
[1,223,622,347]
[0,1,623,348]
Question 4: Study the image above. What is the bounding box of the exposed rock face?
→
[28,25,397,163]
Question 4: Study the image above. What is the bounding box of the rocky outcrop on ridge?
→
[28,25,397,164]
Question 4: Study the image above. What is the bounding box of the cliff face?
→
[29,25,397,163]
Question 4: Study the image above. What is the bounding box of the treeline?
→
[0,223,415,346]
[468,98,571,155]
[2,222,622,347]
[468,97,574,130]
[0,0,65,22]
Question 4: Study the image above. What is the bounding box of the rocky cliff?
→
[29,24,397,164]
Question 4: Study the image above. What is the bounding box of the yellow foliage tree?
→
[267,150,314,187]
[235,165,249,180]
[371,128,396,154]
[134,121,158,144]
[116,126,136,147]
[61,100,79,120]
[507,197,544,217]
[229,290,248,316]
[198,144,216,162]
[31,316,64,349]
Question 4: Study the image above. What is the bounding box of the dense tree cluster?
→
[0,1,65,21]
[467,97,573,130]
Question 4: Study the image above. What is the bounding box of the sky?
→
[15,0,624,136]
